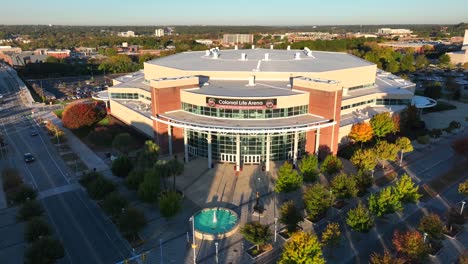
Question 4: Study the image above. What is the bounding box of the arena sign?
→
[206,97,277,110]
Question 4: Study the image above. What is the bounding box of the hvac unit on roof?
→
[205,50,210,56]
[252,45,255,49]
[213,52,219,59]
[248,76,255,86]
[241,53,247,60]
[264,53,269,61]
[294,53,301,60]
[303,47,314,57]
[287,45,291,50]
[234,45,238,50]
[270,44,274,50]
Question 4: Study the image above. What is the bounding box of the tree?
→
[1,168,23,190]
[61,102,103,130]
[125,169,146,190]
[352,170,373,196]
[370,113,395,139]
[102,192,129,218]
[98,55,139,74]
[370,250,405,264]
[400,53,415,72]
[424,84,442,100]
[25,218,51,243]
[459,179,468,195]
[279,201,303,234]
[138,168,161,203]
[321,222,341,252]
[392,230,430,263]
[330,172,358,199]
[418,213,444,240]
[303,183,333,220]
[111,155,133,177]
[368,187,402,217]
[393,174,421,203]
[320,155,343,175]
[9,184,37,204]
[348,122,374,145]
[395,137,413,165]
[392,114,401,134]
[166,158,184,191]
[346,202,374,232]
[350,148,377,171]
[275,162,302,193]
[240,222,272,251]
[415,55,429,70]
[17,200,43,222]
[25,237,65,264]
[136,140,160,169]
[298,154,319,182]
[374,141,399,169]
[158,191,183,218]
[112,133,135,155]
[86,175,116,200]
[386,59,400,73]
[438,54,451,67]
[279,231,325,264]
[117,207,147,240]
[452,137,468,158]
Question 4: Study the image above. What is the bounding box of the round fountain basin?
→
[193,208,239,240]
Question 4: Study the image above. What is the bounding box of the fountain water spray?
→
[213,209,218,224]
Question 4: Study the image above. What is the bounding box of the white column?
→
[167,124,173,157]
[293,131,299,166]
[236,134,241,172]
[315,128,320,156]
[184,128,188,163]
[207,132,212,169]
[266,134,271,172]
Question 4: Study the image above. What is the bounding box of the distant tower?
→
[462,29,468,51]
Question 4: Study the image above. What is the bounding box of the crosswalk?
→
[37,183,81,199]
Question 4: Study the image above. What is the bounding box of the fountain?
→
[193,208,239,240]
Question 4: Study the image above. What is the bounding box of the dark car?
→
[24,153,35,163]
[30,130,38,136]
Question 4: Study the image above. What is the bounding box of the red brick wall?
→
[295,86,343,155]
[151,84,198,154]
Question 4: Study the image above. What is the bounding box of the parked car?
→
[24,153,35,163]
[30,130,38,136]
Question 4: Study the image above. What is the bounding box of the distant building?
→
[155,29,165,37]
[0,51,48,67]
[195,39,214,45]
[119,31,136,37]
[286,32,335,42]
[223,34,254,44]
[345,33,378,39]
[0,46,22,53]
[378,42,438,54]
[447,30,468,66]
[75,47,97,56]
[377,28,413,37]
[45,50,71,59]
[139,49,162,56]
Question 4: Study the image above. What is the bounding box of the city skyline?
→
[0,0,467,26]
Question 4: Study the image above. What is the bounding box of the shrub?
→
[459,179,468,195]
[111,156,133,177]
[78,171,99,189]
[125,169,146,190]
[303,183,333,220]
[330,172,358,199]
[428,128,442,138]
[299,154,319,182]
[112,133,136,155]
[416,135,430,145]
[368,187,402,217]
[418,213,444,240]
[279,231,325,264]
[350,148,377,171]
[320,155,343,175]
[25,237,65,264]
[274,162,302,193]
[62,101,104,130]
[101,192,129,218]
[87,126,115,147]
[17,200,44,222]
[279,201,303,234]
[25,218,51,243]
[138,169,160,203]
[117,207,147,239]
[346,202,374,232]
[1,168,23,190]
[158,191,183,218]
[392,230,430,263]
[449,120,461,130]
[8,185,37,204]
[321,222,341,251]
[240,222,272,251]
[393,174,421,203]
[352,170,373,196]
[86,175,116,200]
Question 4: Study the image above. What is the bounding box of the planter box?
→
[333,200,348,210]
[305,211,326,224]
[278,226,303,241]
[246,244,273,259]
[443,224,461,238]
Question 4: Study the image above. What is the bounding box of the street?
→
[0,67,132,264]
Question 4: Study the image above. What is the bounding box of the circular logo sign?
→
[207,98,216,107]
[265,100,274,109]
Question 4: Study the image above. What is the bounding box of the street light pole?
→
[159,239,163,264]
[214,242,219,264]
[371,169,374,178]
[461,201,466,216]
[189,216,197,264]
[423,232,428,243]
[274,217,278,243]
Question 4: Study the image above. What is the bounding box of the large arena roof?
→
[147,49,374,73]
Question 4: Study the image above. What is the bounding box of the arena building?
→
[96,47,418,171]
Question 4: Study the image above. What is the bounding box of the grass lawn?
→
[54,109,64,119]
[423,101,457,114]
[97,116,111,126]
[61,152,80,162]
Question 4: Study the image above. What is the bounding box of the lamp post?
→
[214,242,219,264]
[189,216,197,264]
[159,239,163,264]
[371,169,375,179]
[461,201,466,216]
[423,232,428,243]
[274,217,278,243]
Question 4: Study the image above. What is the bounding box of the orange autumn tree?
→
[348,122,374,146]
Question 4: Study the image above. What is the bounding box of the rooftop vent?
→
[294,52,301,60]
[205,50,210,56]
[287,45,291,50]
[270,44,274,50]
[234,45,238,50]
[252,45,255,49]
[241,53,247,60]
[264,53,269,61]
[248,75,255,86]
[213,52,219,59]
[303,47,314,57]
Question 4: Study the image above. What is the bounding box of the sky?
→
[1,0,467,26]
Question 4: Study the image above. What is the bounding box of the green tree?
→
[352,170,373,196]
[418,213,444,240]
[9,184,37,204]
[330,172,358,199]
[25,237,65,264]
[240,222,272,251]
[320,155,343,175]
[350,148,377,171]
[279,231,325,264]
[275,162,302,193]
[279,201,303,234]
[303,183,333,220]
[386,59,400,73]
[25,218,51,243]
[395,137,413,165]
[166,158,184,191]
[393,174,421,203]
[125,169,146,190]
[117,207,147,240]
[400,53,415,72]
[438,54,451,67]
[299,154,319,182]
[111,156,133,177]
[424,84,442,100]
[45,56,60,64]
[346,202,374,232]
[86,176,116,200]
[374,141,399,169]
[102,192,129,218]
[158,191,183,218]
[112,133,135,155]
[392,230,430,263]
[321,222,341,252]
[17,200,43,222]
[459,179,468,195]
[138,168,161,203]
[370,250,405,264]
[136,140,160,169]
[415,55,429,70]
[370,112,395,139]
[368,187,403,217]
